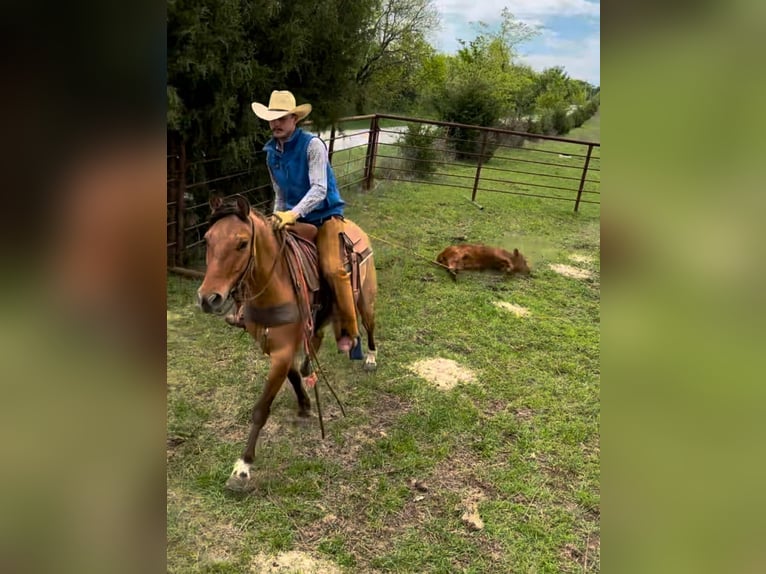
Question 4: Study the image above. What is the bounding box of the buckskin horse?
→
[197,195,377,488]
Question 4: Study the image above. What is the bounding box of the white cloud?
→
[433,0,600,21]
[431,0,600,84]
[519,32,600,84]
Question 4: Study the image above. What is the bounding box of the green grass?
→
[167,116,600,573]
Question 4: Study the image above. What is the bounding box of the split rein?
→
[230,212,345,437]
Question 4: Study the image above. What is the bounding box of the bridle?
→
[230,211,287,305]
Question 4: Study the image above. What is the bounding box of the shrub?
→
[400,124,440,178]
[571,108,586,128]
[526,118,542,135]
[551,107,573,135]
[435,78,503,162]
[538,111,557,135]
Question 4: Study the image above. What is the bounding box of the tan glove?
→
[271,210,298,229]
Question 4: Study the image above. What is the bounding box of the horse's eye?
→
[237,240,248,251]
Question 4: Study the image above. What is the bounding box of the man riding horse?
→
[227,90,360,356]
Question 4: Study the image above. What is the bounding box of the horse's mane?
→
[208,199,269,227]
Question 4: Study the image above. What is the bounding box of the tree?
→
[354,0,440,113]
[168,0,377,164]
[434,10,540,158]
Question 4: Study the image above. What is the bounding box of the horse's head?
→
[197,195,253,314]
[509,248,531,275]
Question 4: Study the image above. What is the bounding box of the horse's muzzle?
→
[197,291,226,314]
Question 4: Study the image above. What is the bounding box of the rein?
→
[280,230,346,437]
[234,212,288,305]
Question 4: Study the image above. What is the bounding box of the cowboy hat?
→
[251,90,312,121]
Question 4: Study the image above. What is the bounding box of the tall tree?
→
[354,0,440,113]
[168,0,376,163]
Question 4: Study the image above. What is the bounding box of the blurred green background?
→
[604,1,766,572]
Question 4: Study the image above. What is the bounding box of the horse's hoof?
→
[225,475,246,491]
[226,459,256,491]
[363,360,377,372]
[231,458,252,479]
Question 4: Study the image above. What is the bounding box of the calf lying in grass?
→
[436,244,531,281]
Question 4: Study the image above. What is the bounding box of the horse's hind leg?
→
[287,368,311,418]
[357,263,378,372]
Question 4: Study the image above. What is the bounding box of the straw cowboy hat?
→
[251,90,312,121]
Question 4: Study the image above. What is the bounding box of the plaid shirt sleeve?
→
[290,138,328,218]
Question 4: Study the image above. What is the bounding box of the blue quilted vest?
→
[264,128,344,225]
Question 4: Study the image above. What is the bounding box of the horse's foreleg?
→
[229,345,293,487]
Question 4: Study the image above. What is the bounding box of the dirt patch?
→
[408,358,477,390]
[250,551,342,574]
[549,264,593,280]
[568,253,594,265]
[560,531,600,572]
[313,393,410,469]
[458,488,487,531]
[493,301,530,317]
[296,448,505,571]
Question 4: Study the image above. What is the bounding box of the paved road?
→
[309,126,407,152]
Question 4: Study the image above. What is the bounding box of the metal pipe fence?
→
[167,113,599,269]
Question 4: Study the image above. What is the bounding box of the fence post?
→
[470,130,489,204]
[364,115,380,190]
[328,124,336,165]
[167,151,177,268]
[574,143,593,212]
[175,140,187,266]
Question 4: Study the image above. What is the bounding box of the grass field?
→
[167,116,600,573]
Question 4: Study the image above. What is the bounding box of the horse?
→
[196,194,377,488]
[436,244,530,281]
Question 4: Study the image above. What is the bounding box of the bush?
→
[400,124,440,178]
[571,108,586,128]
[526,118,542,135]
[495,118,527,149]
[435,78,503,162]
[538,112,557,135]
[551,107,573,135]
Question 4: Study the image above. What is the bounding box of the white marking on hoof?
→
[231,458,252,480]
[363,351,377,372]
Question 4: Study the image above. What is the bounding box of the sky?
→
[431,0,600,86]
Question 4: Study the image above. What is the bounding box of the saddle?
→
[288,220,372,301]
[238,220,371,331]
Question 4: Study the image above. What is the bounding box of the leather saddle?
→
[289,220,372,300]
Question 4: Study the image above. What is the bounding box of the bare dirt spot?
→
[458,488,487,531]
[560,531,600,572]
[297,448,505,572]
[408,358,477,390]
[549,264,593,280]
[493,301,530,317]
[313,393,410,469]
[568,253,594,265]
[250,551,342,574]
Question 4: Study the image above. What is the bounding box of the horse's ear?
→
[513,248,519,256]
[234,194,251,219]
[209,194,223,212]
